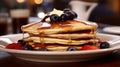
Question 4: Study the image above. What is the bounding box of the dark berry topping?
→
[63,8,70,13]
[58,17,62,21]
[50,14,59,22]
[66,11,77,20]
[100,41,110,49]
[60,13,69,21]
[18,39,26,46]
[23,44,33,50]
[71,11,77,18]
[67,47,77,51]
[44,9,78,22]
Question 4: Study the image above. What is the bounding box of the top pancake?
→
[21,20,97,35]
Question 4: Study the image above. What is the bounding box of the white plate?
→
[29,17,41,23]
[0,33,120,63]
[103,26,120,34]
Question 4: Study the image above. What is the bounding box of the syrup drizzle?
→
[91,29,96,45]
[39,33,45,46]
[39,23,46,48]
[68,33,72,45]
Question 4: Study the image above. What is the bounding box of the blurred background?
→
[0,0,120,35]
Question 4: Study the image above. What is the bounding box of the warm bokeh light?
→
[34,0,43,4]
[37,11,45,18]
[16,0,25,3]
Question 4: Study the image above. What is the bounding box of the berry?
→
[23,44,33,50]
[63,8,70,13]
[66,11,77,20]
[66,11,74,20]
[70,11,77,18]
[18,39,26,46]
[67,47,77,51]
[60,13,69,21]
[6,43,23,50]
[81,45,99,50]
[50,14,59,22]
[58,17,62,21]
[100,41,110,49]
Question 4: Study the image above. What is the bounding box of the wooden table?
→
[0,50,120,67]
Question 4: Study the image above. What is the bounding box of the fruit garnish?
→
[63,8,70,13]
[67,47,77,51]
[50,14,59,22]
[18,39,26,46]
[99,41,110,49]
[81,45,99,50]
[60,13,69,21]
[44,8,77,22]
[23,44,33,50]
[65,11,77,20]
[6,43,23,50]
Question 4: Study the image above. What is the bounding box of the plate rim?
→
[103,26,120,34]
[0,47,119,55]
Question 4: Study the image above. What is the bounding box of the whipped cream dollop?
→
[42,8,97,28]
[49,9,63,16]
[45,9,63,22]
[44,8,77,22]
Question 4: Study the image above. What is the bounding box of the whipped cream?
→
[49,9,63,16]
[45,9,63,22]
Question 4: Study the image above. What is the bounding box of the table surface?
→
[0,22,120,67]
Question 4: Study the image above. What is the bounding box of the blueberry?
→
[63,8,70,13]
[100,41,110,49]
[66,12,73,20]
[36,48,48,51]
[60,13,69,21]
[66,11,77,20]
[23,44,33,50]
[58,17,62,21]
[18,39,26,46]
[71,11,77,18]
[50,14,59,22]
[67,47,77,51]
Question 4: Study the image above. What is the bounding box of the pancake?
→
[29,33,96,39]
[27,41,82,51]
[41,33,95,39]
[24,37,98,45]
[21,20,97,35]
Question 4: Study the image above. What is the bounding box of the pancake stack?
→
[21,20,98,51]
[21,9,99,51]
